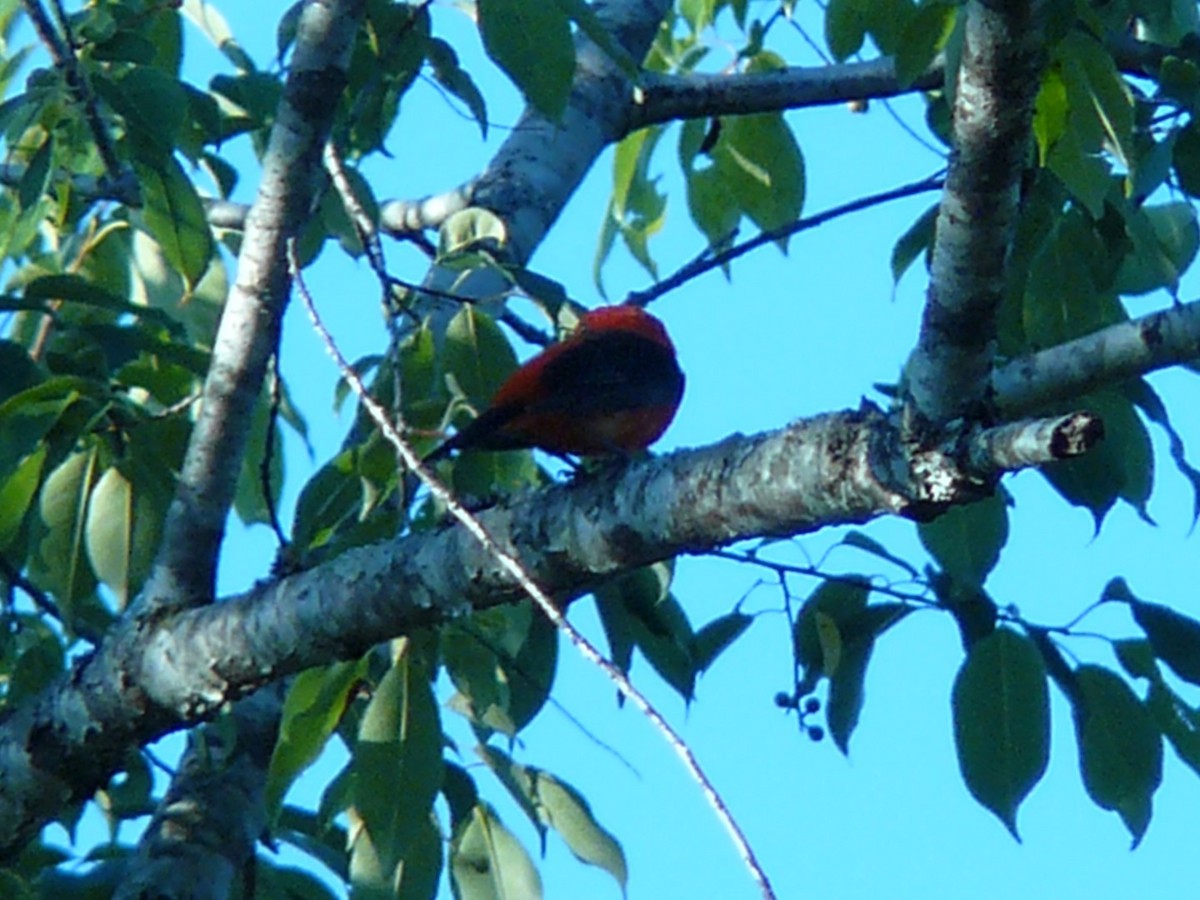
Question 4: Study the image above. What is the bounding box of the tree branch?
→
[994,298,1200,413]
[114,684,287,900]
[0,397,1100,859]
[904,0,1044,424]
[628,57,941,131]
[141,0,365,611]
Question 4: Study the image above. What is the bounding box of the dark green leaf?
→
[0,446,46,551]
[97,67,187,164]
[17,135,52,210]
[891,203,937,285]
[1040,390,1152,530]
[1124,377,1200,526]
[895,2,955,87]
[135,157,214,290]
[351,653,444,889]
[827,603,912,753]
[442,306,518,413]
[918,491,1008,588]
[1175,122,1200,197]
[839,530,919,576]
[478,0,573,120]
[595,563,695,701]
[1131,600,1200,686]
[825,0,867,61]
[952,628,1049,839]
[427,38,488,139]
[443,601,559,737]
[692,611,752,673]
[1113,202,1199,296]
[1071,665,1162,845]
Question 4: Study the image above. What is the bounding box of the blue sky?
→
[43,3,1200,897]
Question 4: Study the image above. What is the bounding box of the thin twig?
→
[627,170,946,308]
[21,0,128,186]
[262,354,288,547]
[290,244,777,900]
[0,554,62,622]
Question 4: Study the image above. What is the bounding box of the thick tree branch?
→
[114,685,286,900]
[462,0,671,266]
[0,399,1101,859]
[904,0,1044,424]
[142,0,364,611]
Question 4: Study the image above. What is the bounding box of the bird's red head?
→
[578,305,673,349]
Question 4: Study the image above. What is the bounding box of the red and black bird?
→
[427,305,684,459]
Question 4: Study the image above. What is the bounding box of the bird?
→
[425,304,684,460]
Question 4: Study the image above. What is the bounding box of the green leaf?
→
[793,578,870,690]
[451,804,543,900]
[1112,201,1199,296]
[952,629,1050,839]
[97,67,188,164]
[1130,600,1200,686]
[691,611,752,674]
[443,601,559,737]
[918,491,1008,588]
[895,2,956,87]
[714,108,805,239]
[443,305,520,415]
[1124,377,1200,526]
[553,0,640,80]
[291,450,362,553]
[426,38,488,139]
[477,0,573,120]
[0,445,46,551]
[1046,127,1112,218]
[30,447,101,619]
[1033,68,1069,166]
[17,134,52,210]
[1174,120,1200,197]
[595,564,695,702]
[1040,390,1153,529]
[603,125,667,279]
[351,652,444,890]
[825,603,912,753]
[890,203,937,285]
[479,747,627,891]
[1146,681,1200,780]
[1059,32,1136,170]
[839,530,919,577]
[1072,665,1162,845]
[825,0,867,60]
[438,207,508,260]
[84,464,167,608]
[266,658,368,824]
[135,157,214,290]
[6,617,66,705]
[685,163,739,250]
